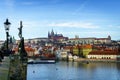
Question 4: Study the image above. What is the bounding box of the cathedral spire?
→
[108,35,111,40]
[48,31,50,38]
[51,29,54,36]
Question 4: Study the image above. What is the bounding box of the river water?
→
[27,62,120,80]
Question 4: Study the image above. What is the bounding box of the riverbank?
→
[0,57,10,80]
[74,58,120,63]
[60,57,120,63]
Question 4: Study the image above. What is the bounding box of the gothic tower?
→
[108,35,111,40]
[48,31,51,38]
[51,29,54,37]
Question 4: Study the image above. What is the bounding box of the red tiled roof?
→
[63,46,72,49]
[81,45,92,49]
[89,51,120,55]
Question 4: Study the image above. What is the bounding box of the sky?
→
[0,0,120,40]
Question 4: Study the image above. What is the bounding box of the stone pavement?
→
[0,57,10,80]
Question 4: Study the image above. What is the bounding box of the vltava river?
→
[27,62,120,80]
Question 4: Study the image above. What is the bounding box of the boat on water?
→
[28,51,57,64]
[28,58,56,64]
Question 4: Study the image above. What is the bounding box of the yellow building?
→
[81,44,92,57]
[73,46,79,55]
[72,44,92,57]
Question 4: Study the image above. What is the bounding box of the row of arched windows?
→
[90,57,111,59]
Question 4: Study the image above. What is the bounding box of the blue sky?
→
[0,0,120,40]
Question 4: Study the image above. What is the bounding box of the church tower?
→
[108,35,111,40]
[51,29,54,38]
[48,31,51,38]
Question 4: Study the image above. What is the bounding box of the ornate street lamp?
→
[4,19,11,50]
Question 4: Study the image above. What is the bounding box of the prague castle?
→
[48,29,68,42]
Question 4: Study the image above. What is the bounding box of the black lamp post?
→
[4,19,11,51]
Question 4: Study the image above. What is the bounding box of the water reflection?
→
[27,62,120,80]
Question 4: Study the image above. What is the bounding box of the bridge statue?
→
[18,21,27,61]
[18,21,23,39]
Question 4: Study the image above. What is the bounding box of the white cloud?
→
[62,31,111,35]
[61,31,116,38]
[20,20,99,29]
[108,25,120,29]
[51,0,61,4]
[48,22,99,29]
[72,0,89,15]
[117,26,120,28]
[23,21,48,28]
[21,2,34,5]
[5,0,14,8]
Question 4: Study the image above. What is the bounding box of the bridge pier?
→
[9,54,27,80]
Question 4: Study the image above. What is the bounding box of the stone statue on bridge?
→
[18,21,23,39]
[18,21,27,61]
